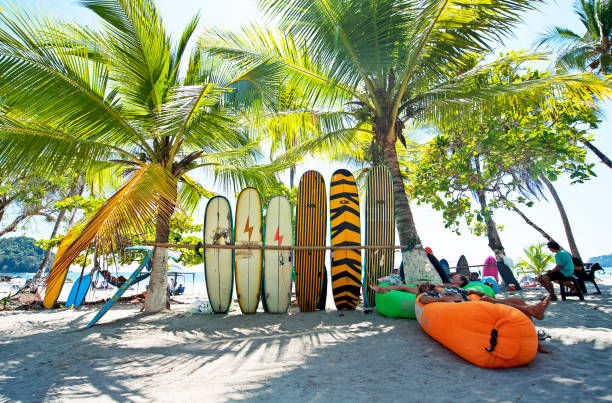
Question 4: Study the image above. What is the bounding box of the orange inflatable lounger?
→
[415,295,538,368]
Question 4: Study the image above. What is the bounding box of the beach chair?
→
[576,263,603,294]
[558,274,584,301]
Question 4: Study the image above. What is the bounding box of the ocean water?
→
[0,270,208,299]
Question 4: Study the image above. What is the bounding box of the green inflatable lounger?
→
[375,282,496,319]
[375,282,417,319]
[463,282,496,298]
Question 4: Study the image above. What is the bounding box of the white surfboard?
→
[263,195,293,313]
[204,196,234,313]
[234,187,263,314]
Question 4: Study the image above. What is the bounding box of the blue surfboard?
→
[86,251,153,328]
[66,275,92,308]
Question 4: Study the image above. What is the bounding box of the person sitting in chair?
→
[537,241,574,300]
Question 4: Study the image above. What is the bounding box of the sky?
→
[1,0,611,267]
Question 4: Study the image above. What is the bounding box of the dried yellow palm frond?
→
[43,163,177,308]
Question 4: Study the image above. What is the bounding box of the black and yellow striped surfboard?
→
[295,170,327,312]
[364,166,395,307]
[330,169,361,310]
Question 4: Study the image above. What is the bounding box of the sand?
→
[0,279,610,402]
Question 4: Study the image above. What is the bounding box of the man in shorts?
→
[537,241,575,301]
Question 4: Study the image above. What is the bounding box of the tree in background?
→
[0,1,279,311]
[0,174,71,240]
[537,0,612,75]
[0,237,53,273]
[537,0,612,169]
[203,0,612,283]
[515,243,554,277]
[409,64,596,260]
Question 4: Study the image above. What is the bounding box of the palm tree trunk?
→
[381,139,438,283]
[144,209,173,312]
[540,175,581,260]
[580,139,612,169]
[289,165,296,189]
[507,203,555,242]
[26,209,67,292]
[473,156,506,260]
[474,188,506,260]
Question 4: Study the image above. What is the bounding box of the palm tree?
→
[515,243,553,276]
[537,0,612,75]
[537,0,612,170]
[203,0,612,283]
[0,1,277,311]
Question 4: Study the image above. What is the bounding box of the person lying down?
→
[369,283,551,321]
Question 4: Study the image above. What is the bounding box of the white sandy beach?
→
[1,279,611,402]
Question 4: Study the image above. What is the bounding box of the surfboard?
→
[66,275,92,308]
[426,253,450,283]
[364,166,395,307]
[330,169,361,310]
[295,170,327,312]
[234,187,263,314]
[263,196,293,313]
[204,196,234,314]
[86,251,153,328]
[497,261,521,291]
[456,255,470,277]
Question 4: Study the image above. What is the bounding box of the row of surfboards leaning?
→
[204,167,396,314]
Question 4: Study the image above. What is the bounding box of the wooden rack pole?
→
[445,264,489,270]
[150,242,410,251]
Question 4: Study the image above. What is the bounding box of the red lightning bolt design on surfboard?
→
[274,227,284,246]
[244,216,253,241]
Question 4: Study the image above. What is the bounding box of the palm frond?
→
[535,26,584,50]
[44,163,177,307]
[80,0,172,112]
[168,12,200,85]
[0,7,149,151]
[0,114,132,178]
[201,24,360,109]
[411,55,612,126]
[178,174,214,216]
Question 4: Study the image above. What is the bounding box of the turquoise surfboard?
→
[86,251,153,328]
[66,275,91,308]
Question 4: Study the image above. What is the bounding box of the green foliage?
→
[0,174,75,236]
[408,63,598,234]
[54,196,105,215]
[36,213,204,268]
[515,243,554,276]
[0,236,54,273]
[0,291,10,309]
[537,0,612,74]
[256,183,297,211]
[0,1,289,284]
[202,0,611,254]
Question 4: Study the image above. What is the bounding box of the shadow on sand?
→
[0,285,610,402]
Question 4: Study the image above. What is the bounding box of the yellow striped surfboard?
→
[330,169,361,310]
[295,170,326,312]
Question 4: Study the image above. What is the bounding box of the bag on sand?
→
[186,300,213,314]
